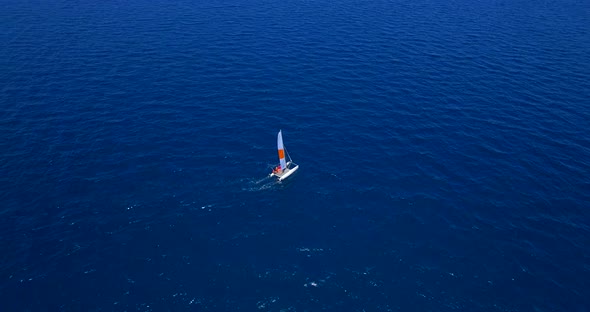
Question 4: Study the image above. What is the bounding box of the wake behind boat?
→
[270,130,299,181]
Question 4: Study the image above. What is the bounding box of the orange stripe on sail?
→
[278,149,285,159]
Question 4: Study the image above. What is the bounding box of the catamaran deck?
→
[271,163,299,180]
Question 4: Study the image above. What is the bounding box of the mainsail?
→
[277,130,287,170]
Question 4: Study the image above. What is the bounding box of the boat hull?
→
[270,162,299,181]
[278,165,299,181]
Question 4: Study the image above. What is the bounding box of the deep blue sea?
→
[1,0,589,310]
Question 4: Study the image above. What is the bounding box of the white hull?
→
[278,164,299,181]
[270,162,299,181]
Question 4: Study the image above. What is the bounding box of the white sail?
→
[277,130,287,170]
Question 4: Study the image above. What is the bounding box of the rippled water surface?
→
[1,0,589,310]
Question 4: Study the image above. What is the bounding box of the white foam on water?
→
[241,176,278,192]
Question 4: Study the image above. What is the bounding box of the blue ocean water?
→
[1,0,589,310]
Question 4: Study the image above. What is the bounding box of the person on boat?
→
[273,165,283,174]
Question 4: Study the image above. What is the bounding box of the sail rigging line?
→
[284,145,293,163]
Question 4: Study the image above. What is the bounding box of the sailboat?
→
[269,130,299,181]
